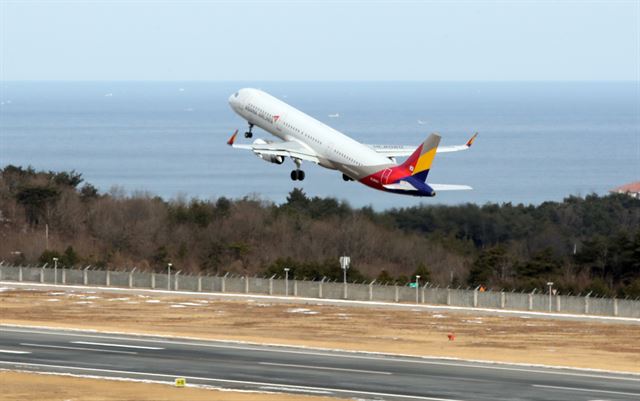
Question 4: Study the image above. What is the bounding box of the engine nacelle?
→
[253,139,284,164]
[257,153,285,164]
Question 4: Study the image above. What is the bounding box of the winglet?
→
[227,129,239,146]
[466,132,478,148]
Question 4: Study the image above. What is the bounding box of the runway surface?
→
[0,326,639,400]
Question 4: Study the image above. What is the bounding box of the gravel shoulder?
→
[0,371,332,401]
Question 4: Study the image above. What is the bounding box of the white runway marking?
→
[533,384,640,397]
[259,362,392,375]
[20,343,137,355]
[71,341,163,350]
[0,349,30,354]
[0,361,464,401]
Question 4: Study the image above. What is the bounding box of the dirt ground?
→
[0,371,333,401]
[1,288,639,374]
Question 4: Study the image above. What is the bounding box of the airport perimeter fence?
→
[0,263,638,318]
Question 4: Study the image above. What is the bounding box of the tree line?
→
[1,165,638,297]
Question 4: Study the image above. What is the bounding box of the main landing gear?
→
[244,123,254,138]
[291,169,305,181]
[290,158,305,181]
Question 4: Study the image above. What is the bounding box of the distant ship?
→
[328,113,340,118]
[417,119,427,125]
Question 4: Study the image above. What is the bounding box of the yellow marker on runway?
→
[175,377,186,387]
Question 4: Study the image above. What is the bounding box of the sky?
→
[0,0,638,81]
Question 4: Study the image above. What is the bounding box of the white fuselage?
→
[228,88,393,178]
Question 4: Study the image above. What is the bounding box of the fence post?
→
[19,266,23,282]
[222,273,228,293]
[269,276,274,295]
[106,270,110,286]
[129,267,136,288]
[394,285,399,302]
[556,295,561,312]
[528,290,535,311]
[319,278,324,298]
[500,291,505,309]
[198,276,202,292]
[369,280,375,301]
[0,264,2,281]
[293,280,298,296]
[83,266,90,285]
[585,292,591,314]
[473,287,479,307]
[62,269,66,284]
[421,285,425,304]
[175,271,181,290]
[446,288,451,305]
[245,275,249,294]
[613,298,618,316]
[151,272,156,289]
[40,267,45,283]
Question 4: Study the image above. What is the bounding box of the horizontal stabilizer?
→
[430,184,473,191]
[383,180,417,191]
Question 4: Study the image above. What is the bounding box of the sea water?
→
[1,81,638,209]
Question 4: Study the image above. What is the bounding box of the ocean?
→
[1,81,638,209]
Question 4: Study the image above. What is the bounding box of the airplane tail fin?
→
[400,133,441,182]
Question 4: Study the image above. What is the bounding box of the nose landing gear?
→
[244,123,254,138]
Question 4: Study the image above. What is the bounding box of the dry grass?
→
[1,288,639,373]
[0,371,333,401]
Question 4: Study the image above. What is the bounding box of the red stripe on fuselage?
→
[359,164,413,192]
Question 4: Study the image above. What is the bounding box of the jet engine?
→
[253,139,285,164]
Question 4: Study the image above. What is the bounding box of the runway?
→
[0,326,639,400]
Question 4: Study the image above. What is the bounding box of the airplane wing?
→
[227,130,320,164]
[369,133,478,158]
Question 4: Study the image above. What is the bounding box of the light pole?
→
[284,268,290,296]
[167,263,173,290]
[547,282,554,312]
[339,256,350,299]
[415,275,421,303]
[52,257,58,284]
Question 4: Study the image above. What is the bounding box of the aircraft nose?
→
[229,89,249,112]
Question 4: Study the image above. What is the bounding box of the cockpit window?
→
[234,92,239,98]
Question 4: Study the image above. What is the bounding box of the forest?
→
[1,165,639,297]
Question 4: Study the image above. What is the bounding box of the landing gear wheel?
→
[290,169,305,181]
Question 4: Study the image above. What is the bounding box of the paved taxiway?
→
[0,326,639,400]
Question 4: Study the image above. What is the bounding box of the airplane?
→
[227,88,477,197]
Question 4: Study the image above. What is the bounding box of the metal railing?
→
[0,263,638,318]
